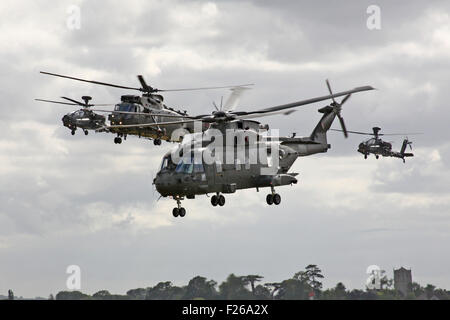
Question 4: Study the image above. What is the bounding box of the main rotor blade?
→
[223,86,252,112]
[329,129,374,135]
[61,96,86,106]
[107,119,197,129]
[231,85,374,118]
[159,83,254,92]
[92,110,194,118]
[330,128,423,136]
[325,79,336,104]
[35,98,78,106]
[40,71,142,91]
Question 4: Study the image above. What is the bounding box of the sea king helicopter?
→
[37,71,252,145]
[149,80,375,217]
[330,127,420,162]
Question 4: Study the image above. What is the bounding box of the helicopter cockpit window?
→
[115,103,135,112]
[176,160,194,174]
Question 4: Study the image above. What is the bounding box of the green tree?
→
[184,276,218,300]
[293,264,324,298]
[243,275,263,295]
[276,278,310,300]
[55,291,90,300]
[126,288,147,300]
[146,282,185,300]
[219,274,252,299]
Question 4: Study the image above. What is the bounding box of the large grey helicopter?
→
[39,71,252,145]
[148,80,375,217]
[331,127,420,162]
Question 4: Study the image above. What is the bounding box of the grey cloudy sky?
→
[1,0,449,297]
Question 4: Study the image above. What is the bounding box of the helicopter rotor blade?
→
[340,93,351,105]
[158,83,255,92]
[35,98,78,106]
[337,114,348,138]
[106,119,197,129]
[326,79,337,104]
[229,85,374,119]
[40,71,142,91]
[61,96,86,106]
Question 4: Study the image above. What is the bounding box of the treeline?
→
[52,265,449,300]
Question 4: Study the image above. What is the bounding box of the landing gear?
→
[376,155,379,159]
[153,138,162,146]
[172,198,186,218]
[364,154,367,159]
[114,137,122,144]
[71,129,76,135]
[266,186,281,205]
[211,194,225,207]
[84,130,88,136]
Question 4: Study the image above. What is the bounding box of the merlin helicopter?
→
[35,95,111,135]
[150,80,375,217]
[39,71,252,145]
[330,126,420,162]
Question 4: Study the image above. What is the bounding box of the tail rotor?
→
[326,79,351,138]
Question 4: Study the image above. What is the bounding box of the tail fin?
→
[310,106,337,145]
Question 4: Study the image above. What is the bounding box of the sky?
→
[0,0,449,298]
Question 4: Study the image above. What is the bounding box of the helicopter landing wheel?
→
[376,155,379,159]
[71,130,75,135]
[266,194,274,205]
[273,193,281,205]
[84,130,88,136]
[211,195,218,206]
[153,139,162,146]
[114,137,122,144]
[364,154,367,159]
[218,195,225,206]
[172,207,179,217]
[179,207,186,217]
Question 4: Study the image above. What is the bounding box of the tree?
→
[126,288,147,300]
[48,294,54,300]
[219,274,252,299]
[293,264,324,296]
[243,275,263,295]
[276,279,309,300]
[334,282,347,299]
[425,284,436,299]
[93,290,112,299]
[264,282,282,299]
[55,291,90,300]
[184,276,218,300]
[379,270,393,289]
[8,289,14,300]
[146,282,185,300]
[253,285,271,300]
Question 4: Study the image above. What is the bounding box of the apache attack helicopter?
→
[39,71,252,145]
[35,95,112,135]
[330,126,420,162]
[150,80,375,217]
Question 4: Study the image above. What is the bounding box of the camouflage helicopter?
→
[35,95,112,135]
[330,126,421,162]
[39,71,252,145]
[150,80,375,217]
